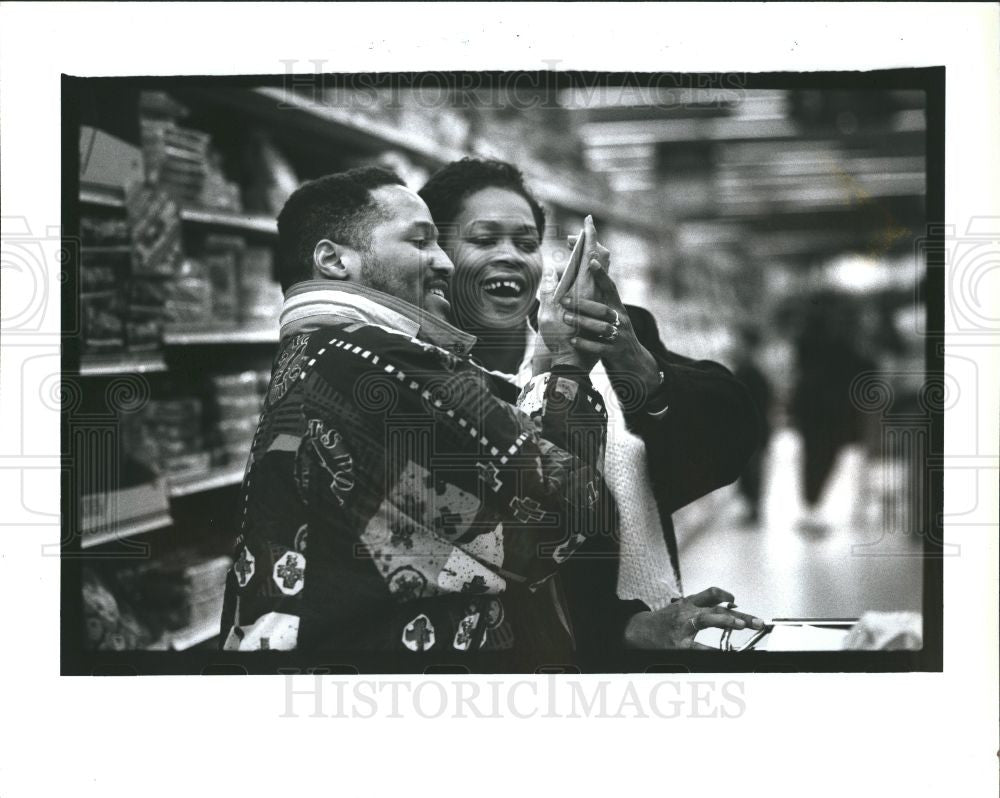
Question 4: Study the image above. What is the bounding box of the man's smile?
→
[426,277,450,303]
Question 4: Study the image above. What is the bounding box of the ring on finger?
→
[609,308,622,329]
[602,325,620,343]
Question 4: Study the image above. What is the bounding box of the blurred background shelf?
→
[151,618,222,651]
[79,353,168,376]
[81,245,133,254]
[175,85,661,234]
[180,206,277,235]
[81,512,174,549]
[80,186,277,236]
[163,323,278,345]
[167,464,245,498]
[79,184,125,208]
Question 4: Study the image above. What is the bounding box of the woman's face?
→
[446,187,543,331]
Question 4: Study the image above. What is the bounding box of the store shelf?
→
[163,323,278,345]
[250,85,468,166]
[168,465,245,498]
[80,187,277,236]
[180,206,277,235]
[80,184,125,208]
[180,86,660,234]
[81,245,133,254]
[163,619,222,651]
[79,352,168,376]
[80,512,174,549]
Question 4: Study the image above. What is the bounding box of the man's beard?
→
[358,249,394,295]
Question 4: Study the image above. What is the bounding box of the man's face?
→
[357,185,454,321]
[446,187,543,331]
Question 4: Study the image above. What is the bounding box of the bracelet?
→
[645,370,670,417]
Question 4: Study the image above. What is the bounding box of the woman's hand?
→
[536,261,594,374]
[535,217,608,375]
[554,215,607,305]
[623,587,765,649]
[560,255,663,402]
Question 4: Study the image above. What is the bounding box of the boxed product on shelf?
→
[123,278,165,351]
[210,370,268,462]
[215,393,262,420]
[125,185,184,278]
[83,567,157,651]
[199,150,244,212]
[79,125,145,193]
[211,369,267,398]
[127,276,168,308]
[141,397,210,477]
[80,409,170,546]
[161,259,214,325]
[80,213,131,247]
[140,91,245,213]
[182,554,233,631]
[239,245,283,322]
[81,292,126,353]
[112,549,232,644]
[80,252,129,354]
[125,314,163,352]
[217,417,257,456]
[140,117,210,201]
[201,234,245,323]
[139,90,191,121]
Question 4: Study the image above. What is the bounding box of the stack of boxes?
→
[176,554,234,641]
[138,368,268,479]
[167,236,282,330]
[199,234,244,325]
[141,397,209,477]
[102,551,233,649]
[139,91,243,212]
[240,244,284,324]
[79,185,184,356]
[80,243,130,355]
[211,370,269,467]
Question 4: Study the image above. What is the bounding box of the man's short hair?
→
[276,165,406,292]
[418,158,547,242]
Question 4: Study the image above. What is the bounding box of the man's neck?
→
[280,280,477,356]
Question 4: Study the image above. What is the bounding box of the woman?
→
[419,158,762,655]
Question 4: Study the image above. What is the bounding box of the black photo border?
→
[60,67,945,675]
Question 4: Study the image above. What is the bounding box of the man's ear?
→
[313,239,363,281]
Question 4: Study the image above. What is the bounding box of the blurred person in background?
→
[790,291,876,532]
[419,158,763,659]
[730,325,774,525]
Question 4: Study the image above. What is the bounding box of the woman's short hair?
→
[418,157,546,241]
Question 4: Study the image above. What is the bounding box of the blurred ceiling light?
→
[825,254,895,292]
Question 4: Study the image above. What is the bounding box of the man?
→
[219,166,760,665]
[419,158,764,657]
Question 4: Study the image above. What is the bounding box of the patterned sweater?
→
[220,282,610,661]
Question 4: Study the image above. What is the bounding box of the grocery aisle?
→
[677,426,924,622]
